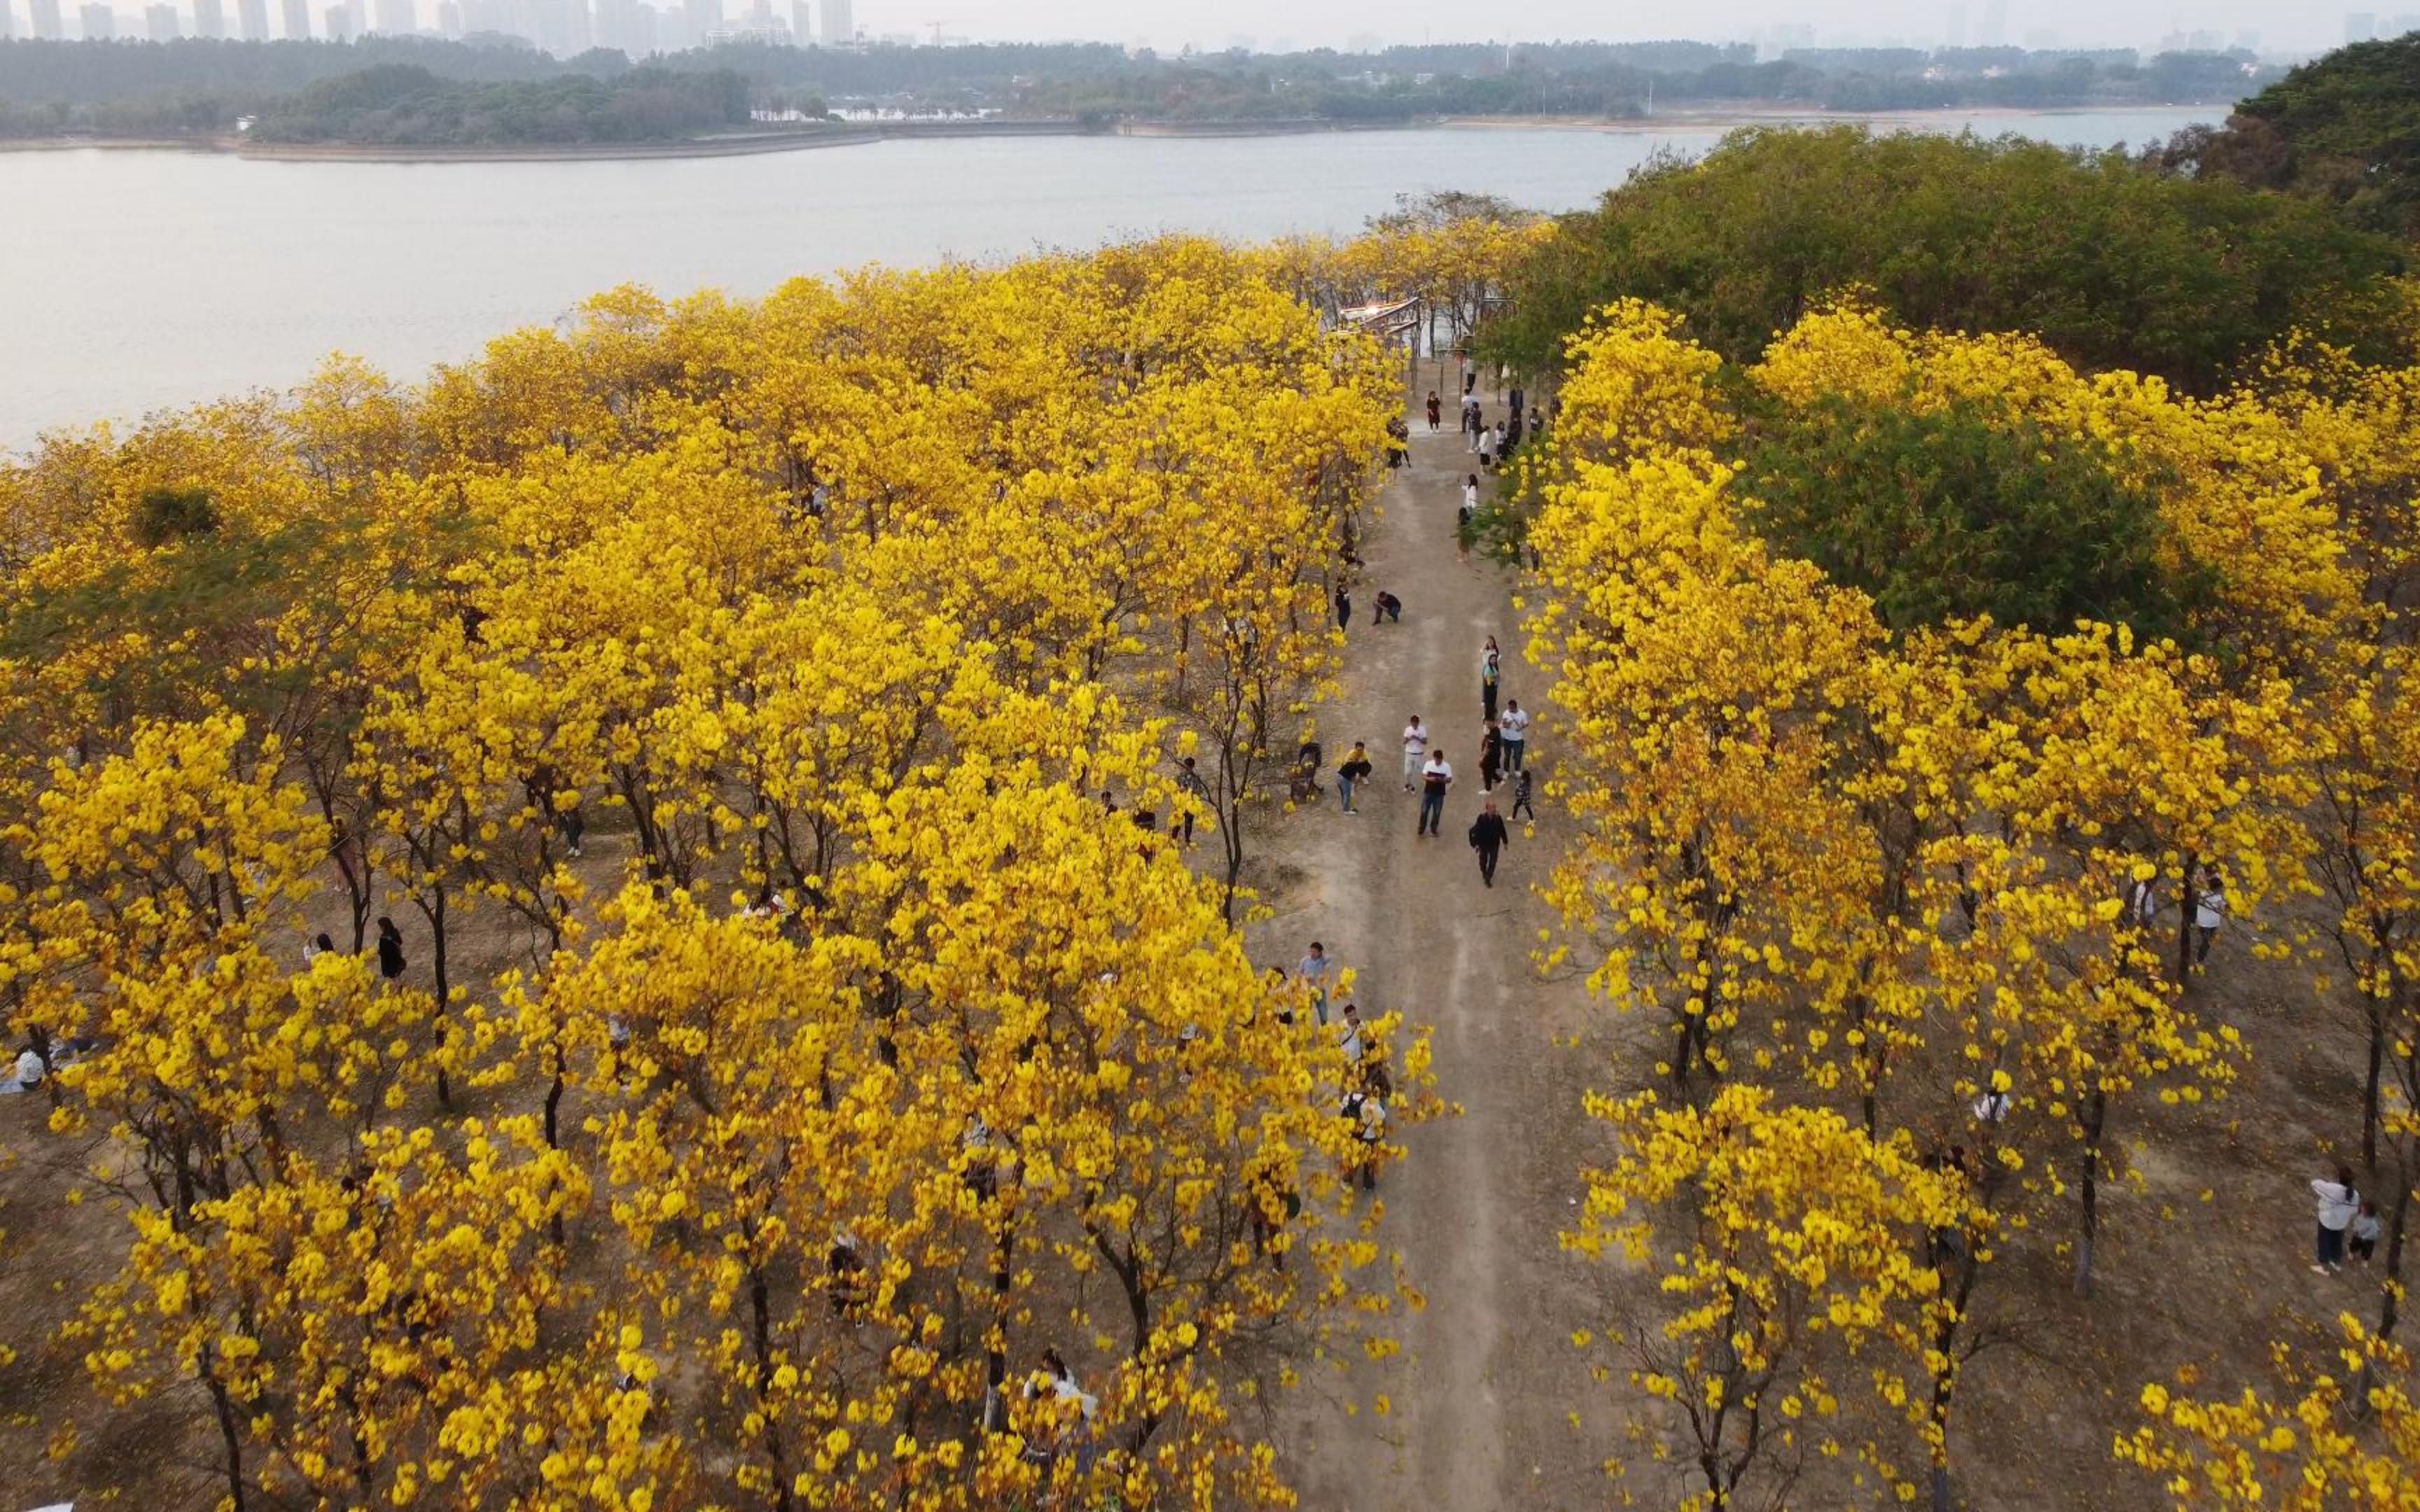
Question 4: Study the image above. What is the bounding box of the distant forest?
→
[242,63,753,144]
[0,34,2277,140]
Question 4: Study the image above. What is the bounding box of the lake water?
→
[0,108,2215,447]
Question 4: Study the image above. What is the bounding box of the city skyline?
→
[0,0,2382,54]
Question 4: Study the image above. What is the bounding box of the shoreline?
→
[0,101,2227,164]
[233,127,882,162]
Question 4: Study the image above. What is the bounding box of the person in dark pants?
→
[1335,584,1351,631]
[376,916,406,981]
[1510,767,1536,822]
[1426,391,1442,430]
[1468,799,1510,887]
[1174,755,1210,846]
[1417,751,1453,836]
[1370,592,1401,624]
[1336,741,1372,816]
[1478,720,1503,794]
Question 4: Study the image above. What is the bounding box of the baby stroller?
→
[1288,740,1324,804]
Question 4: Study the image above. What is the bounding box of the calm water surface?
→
[0,108,2214,446]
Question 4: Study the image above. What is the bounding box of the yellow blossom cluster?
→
[1526,298,2420,1506]
[0,237,1442,1508]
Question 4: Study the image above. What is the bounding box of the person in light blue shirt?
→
[1296,941,1331,1026]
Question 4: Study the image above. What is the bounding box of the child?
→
[2352,1199,2382,1264]
[1510,766,1536,822]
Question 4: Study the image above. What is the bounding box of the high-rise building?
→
[788,0,806,43]
[434,0,455,31]
[30,0,62,37]
[279,0,306,34]
[369,0,408,31]
[2392,13,2420,35]
[142,0,173,34]
[237,0,266,35]
[0,4,13,37]
[681,0,714,47]
[2348,11,2378,41]
[566,0,587,51]
[819,0,843,43]
[78,1,113,35]
[322,0,348,37]
[193,0,223,34]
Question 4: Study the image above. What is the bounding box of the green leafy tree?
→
[1736,392,2208,638]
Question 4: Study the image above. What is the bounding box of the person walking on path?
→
[1463,473,1481,517]
[1335,584,1352,632]
[2311,1167,2360,1273]
[1341,1081,1388,1192]
[1468,798,1510,888]
[1426,391,1442,431]
[1499,699,1529,773]
[1463,395,1482,451]
[1336,1001,1365,1070]
[1174,755,1210,846]
[2194,868,2228,966]
[1477,424,1496,470]
[376,916,407,981]
[1478,720,1503,794]
[1418,751,1454,837]
[1400,716,1428,791]
[1337,741,1372,815]
[1298,941,1333,1027]
[1510,766,1536,822]
[1480,639,1501,723]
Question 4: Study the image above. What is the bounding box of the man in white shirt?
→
[1417,751,1454,837]
[1400,715,1428,792]
[1498,699,1530,773]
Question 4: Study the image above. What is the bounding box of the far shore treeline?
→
[244,63,756,145]
[0,31,2280,142]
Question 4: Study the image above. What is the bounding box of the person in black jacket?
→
[1336,741,1373,816]
[1468,799,1510,888]
[375,916,407,981]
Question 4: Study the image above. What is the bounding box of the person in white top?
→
[2311,1166,2359,1273]
[1498,699,1531,773]
[1400,716,1428,792]
[2193,867,2228,966]
[1417,751,1454,837]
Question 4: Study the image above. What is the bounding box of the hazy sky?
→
[863,0,2361,56]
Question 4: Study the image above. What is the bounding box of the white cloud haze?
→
[862,0,2372,57]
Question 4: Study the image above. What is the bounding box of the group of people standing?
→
[1433,377,1546,473]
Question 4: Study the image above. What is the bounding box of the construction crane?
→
[925,17,951,44]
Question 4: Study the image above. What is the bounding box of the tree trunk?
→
[2364,981,2386,1173]
[2074,1086,2108,1297]
[205,1364,247,1512]
[2377,1156,2411,1345]
[2174,853,2199,985]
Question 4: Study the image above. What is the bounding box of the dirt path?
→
[1258,387,1617,1510]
